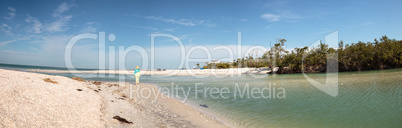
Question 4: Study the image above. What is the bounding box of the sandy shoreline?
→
[0,69,230,128]
[27,68,276,76]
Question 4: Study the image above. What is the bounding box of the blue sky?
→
[0,0,401,69]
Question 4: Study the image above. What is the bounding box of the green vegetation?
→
[203,36,402,74]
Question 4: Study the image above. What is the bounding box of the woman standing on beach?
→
[134,66,140,85]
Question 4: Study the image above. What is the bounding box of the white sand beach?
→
[28,67,277,76]
[0,69,229,128]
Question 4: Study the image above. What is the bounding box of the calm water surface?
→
[151,70,401,128]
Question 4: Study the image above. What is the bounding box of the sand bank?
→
[0,69,229,127]
[28,68,276,76]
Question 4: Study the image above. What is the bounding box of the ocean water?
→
[1,63,401,128]
[149,70,402,128]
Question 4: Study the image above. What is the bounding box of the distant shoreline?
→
[26,67,402,76]
[27,68,272,76]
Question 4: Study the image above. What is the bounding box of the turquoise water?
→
[1,63,401,128]
[150,70,402,128]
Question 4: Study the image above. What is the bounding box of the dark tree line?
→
[203,36,402,74]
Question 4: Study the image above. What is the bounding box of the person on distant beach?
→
[134,66,140,85]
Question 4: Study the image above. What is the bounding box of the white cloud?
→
[7,7,16,12]
[261,11,304,22]
[135,15,217,27]
[127,25,158,31]
[262,1,307,22]
[260,13,280,22]
[18,2,76,34]
[137,15,205,26]
[26,15,42,34]
[4,7,16,20]
[53,2,75,18]
[164,27,178,31]
[265,25,272,29]
[0,39,17,46]
[0,23,13,36]
[151,16,203,26]
[169,34,189,42]
[45,15,73,32]
[81,22,99,33]
[44,2,75,33]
